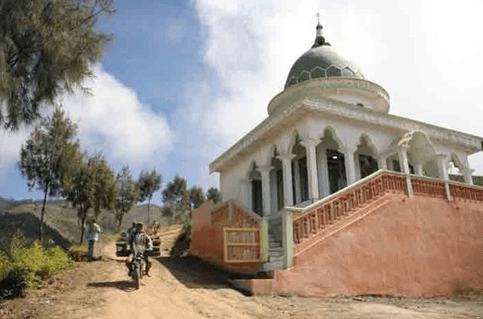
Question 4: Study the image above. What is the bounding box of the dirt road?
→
[2,239,483,319]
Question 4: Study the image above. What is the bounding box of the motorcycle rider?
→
[127,222,153,276]
[126,221,137,239]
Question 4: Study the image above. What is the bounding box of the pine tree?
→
[0,0,116,130]
[138,169,161,225]
[18,107,79,242]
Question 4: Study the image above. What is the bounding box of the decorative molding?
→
[269,77,390,115]
[302,99,482,151]
[210,97,483,173]
[258,165,274,173]
[209,100,305,173]
[277,153,296,161]
[300,137,320,148]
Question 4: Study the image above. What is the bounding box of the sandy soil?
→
[1,234,483,319]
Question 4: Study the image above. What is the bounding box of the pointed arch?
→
[358,133,379,156]
[450,153,465,172]
[322,126,344,149]
[287,130,301,154]
[246,161,259,179]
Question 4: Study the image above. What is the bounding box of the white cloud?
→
[60,65,174,169]
[164,18,189,44]
[0,129,30,185]
[185,0,483,179]
[190,0,322,144]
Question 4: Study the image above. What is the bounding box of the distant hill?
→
[0,200,182,251]
[0,196,34,212]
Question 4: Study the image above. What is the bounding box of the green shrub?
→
[13,240,73,279]
[0,251,12,282]
[45,245,74,272]
[0,233,74,300]
[0,266,29,300]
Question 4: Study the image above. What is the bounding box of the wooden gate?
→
[223,228,261,263]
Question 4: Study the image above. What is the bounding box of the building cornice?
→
[210,98,483,173]
[268,77,390,115]
[303,99,482,151]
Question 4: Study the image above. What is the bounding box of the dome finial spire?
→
[313,12,329,47]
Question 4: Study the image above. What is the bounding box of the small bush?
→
[68,244,88,262]
[15,241,73,279]
[0,251,11,280]
[0,232,74,300]
[0,267,29,300]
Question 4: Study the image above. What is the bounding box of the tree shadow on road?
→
[156,255,251,291]
[87,280,139,292]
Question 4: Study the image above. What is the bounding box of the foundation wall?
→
[273,195,483,297]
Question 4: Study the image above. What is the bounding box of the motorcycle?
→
[129,251,145,289]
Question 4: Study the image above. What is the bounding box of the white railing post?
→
[406,175,414,198]
[258,218,269,263]
[445,182,452,200]
[281,209,294,269]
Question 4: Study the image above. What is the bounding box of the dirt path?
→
[2,239,483,319]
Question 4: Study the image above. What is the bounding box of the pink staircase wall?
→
[190,201,260,274]
[274,195,483,297]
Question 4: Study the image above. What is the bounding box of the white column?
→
[415,163,423,176]
[397,146,410,174]
[293,159,301,204]
[278,153,295,206]
[342,145,358,185]
[387,157,395,171]
[461,153,474,185]
[301,138,320,201]
[463,168,474,185]
[318,146,330,198]
[240,178,252,209]
[258,165,273,217]
[436,154,449,181]
[377,155,388,170]
[354,153,361,181]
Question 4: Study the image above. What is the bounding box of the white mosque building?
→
[209,21,482,218]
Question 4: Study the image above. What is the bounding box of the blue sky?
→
[1,0,483,205]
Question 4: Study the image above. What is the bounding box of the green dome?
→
[284,23,364,89]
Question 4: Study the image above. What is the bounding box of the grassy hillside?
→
[0,201,188,251]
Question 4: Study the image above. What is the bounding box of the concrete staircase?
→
[262,233,284,271]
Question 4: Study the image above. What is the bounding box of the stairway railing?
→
[291,171,406,244]
[279,169,483,269]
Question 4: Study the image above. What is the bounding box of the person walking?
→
[87,219,101,260]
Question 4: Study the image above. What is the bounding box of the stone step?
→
[269,255,283,262]
[262,260,284,271]
[268,247,283,253]
[269,251,283,257]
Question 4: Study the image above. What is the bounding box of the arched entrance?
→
[356,134,378,179]
[269,148,284,212]
[247,163,263,216]
[317,128,345,196]
[291,135,309,204]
